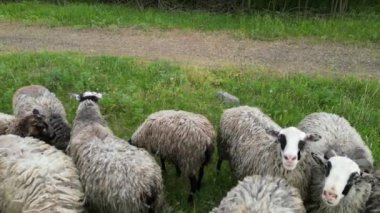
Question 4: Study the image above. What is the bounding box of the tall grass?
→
[0,52,378,212]
[0,2,379,43]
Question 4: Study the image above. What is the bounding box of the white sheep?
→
[308,152,379,213]
[210,175,306,213]
[216,106,321,200]
[69,92,164,213]
[0,134,84,212]
[130,110,215,202]
[12,85,71,151]
[298,112,374,172]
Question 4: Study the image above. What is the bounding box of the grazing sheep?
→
[216,106,321,200]
[12,85,71,151]
[0,112,15,134]
[0,134,84,212]
[298,112,374,172]
[210,175,306,213]
[69,92,164,213]
[307,153,380,213]
[130,110,215,202]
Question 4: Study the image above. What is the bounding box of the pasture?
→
[0,52,378,212]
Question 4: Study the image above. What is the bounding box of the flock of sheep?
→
[0,84,378,213]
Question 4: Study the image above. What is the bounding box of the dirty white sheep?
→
[217,106,321,200]
[298,112,374,172]
[0,134,84,212]
[307,153,379,213]
[69,92,164,213]
[130,110,215,202]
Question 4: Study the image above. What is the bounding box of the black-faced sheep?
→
[308,153,379,213]
[210,175,306,213]
[216,106,321,200]
[69,92,164,213]
[0,134,84,212]
[130,110,215,202]
[298,112,374,172]
[12,85,71,151]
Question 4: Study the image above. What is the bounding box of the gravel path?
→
[0,22,379,76]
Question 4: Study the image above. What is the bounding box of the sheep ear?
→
[355,158,373,173]
[71,93,81,101]
[311,152,326,166]
[266,129,280,138]
[32,109,40,115]
[305,133,321,142]
[324,150,337,160]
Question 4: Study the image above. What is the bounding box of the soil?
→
[0,22,379,77]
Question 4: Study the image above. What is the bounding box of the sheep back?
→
[70,128,164,213]
[218,106,281,163]
[131,110,215,177]
[0,134,84,212]
[70,99,164,213]
[298,112,374,172]
[211,175,305,213]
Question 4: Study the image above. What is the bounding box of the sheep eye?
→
[325,161,332,177]
[278,134,286,150]
[298,140,306,150]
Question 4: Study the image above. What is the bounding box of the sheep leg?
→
[197,165,205,191]
[175,165,181,177]
[188,175,197,203]
[145,188,157,213]
[160,157,166,171]
[216,158,223,172]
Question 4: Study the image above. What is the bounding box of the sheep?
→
[69,92,164,213]
[12,85,71,151]
[307,152,380,213]
[130,110,215,202]
[216,106,321,200]
[298,112,374,172]
[210,175,306,213]
[0,134,84,212]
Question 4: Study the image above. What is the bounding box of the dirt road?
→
[0,22,379,76]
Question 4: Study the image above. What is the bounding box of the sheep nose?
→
[284,155,297,161]
[323,190,337,201]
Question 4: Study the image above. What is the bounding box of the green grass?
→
[0,2,379,44]
[0,52,379,212]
